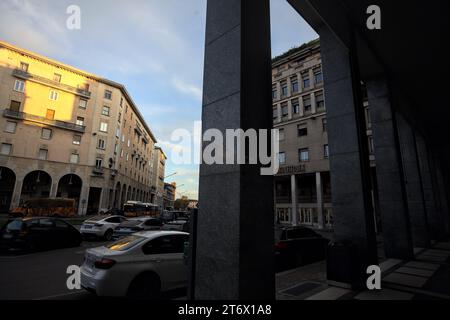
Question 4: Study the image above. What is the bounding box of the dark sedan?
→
[112,217,163,240]
[0,217,82,253]
[275,226,330,271]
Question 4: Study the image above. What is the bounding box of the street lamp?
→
[164,172,178,180]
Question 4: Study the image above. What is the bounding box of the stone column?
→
[287,76,292,97]
[287,100,293,120]
[276,103,281,123]
[10,178,23,209]
[78,186,89,216]
[195,0,274,299]
[366,79,414,258]
[297,72,303,94]
[396,114,430,248]
[49,182,58,198]
[309,68,315,89]
[291,175,298,226]
[316,172,324,229]
[299,95,304,117]
[310,91,317,114]
[320,26,378,280]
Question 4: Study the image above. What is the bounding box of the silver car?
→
[80,230,189,298]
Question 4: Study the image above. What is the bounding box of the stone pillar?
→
[316,172,324,229]
[287,100,293,120]
[195,0,274,299]
[396,114,430,248]
[309,68,315,89]
[276,103,281,123]
[366,79,414,258]
[299,95,304,117]
[49,182,58,198]
[297,72,303,94]
[78,186,89,216]
[10,178,23,209]
[287,76,292,97]
[320,26,378,280]
[291,175,298,226]
[98,187,105,211]
[310,91,317,114]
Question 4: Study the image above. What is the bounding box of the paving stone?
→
[355,288,414,300]
[383,272,428,288]
[404,261,440,271]
[306,287,351,300]
[396,266,435,278]
[418,254,447,262]
[380,259,403,274]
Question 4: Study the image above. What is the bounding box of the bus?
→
[10,198,77,218]
[123,201,159,218]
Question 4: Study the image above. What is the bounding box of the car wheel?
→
[104,229,113,241]
[127,273,161,300]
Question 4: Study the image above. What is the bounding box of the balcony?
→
[92,167,104,175]
[3,109,86,133]
[12,69,91,99]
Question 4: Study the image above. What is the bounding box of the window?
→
[38,149,48,160]
[302,72,310,89]
[5,121,17,133]
[104,90,112,100]
[291,76,299,93]
[120,97,124,107]
[121,149,124,157]
[126,153,129,161]
[100,122,108,132]
[41,128,52,140]
[1,143,12,155]
[297,124,308,137]
[70,153,79,164]
[79,99,87,109]
[292,100,300,114]
[97,138,106,150]
[279,128,285,141]
[102,106,110,116]
[73,135,81,145]
[116,126,120,138]
[118,112,122,123]
[303,96,311,113]
[49,90,58,101]
[324,145,329,159]
[281,103,288,117]
[14,80,25,92]
[20,62,29,72]
[76,117,85,126]
[272,87,278,100]
[10,100,21,112]
[272,108,278,120]
[299,148,309,162]
[314,67,323,84]
[53,73,62,83]
[46,109,55,120]
[278,152,286,165]
[127,139,131,147]
[365,108,372,129]
[316,91,325,111]
[142,235,188,255]
[281,82,288,96]
[95,158,103,168]
[322,118,328,132]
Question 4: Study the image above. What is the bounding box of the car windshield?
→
[119,220,142,227]
[105,235,146,251]
[5,220,23,231]
[85,216,107,222]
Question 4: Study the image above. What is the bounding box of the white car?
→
[80,215,127,240]
[80,231,189,298]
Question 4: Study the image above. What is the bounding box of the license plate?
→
[84,225,92,229]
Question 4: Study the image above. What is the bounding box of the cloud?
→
[172,77,203,101]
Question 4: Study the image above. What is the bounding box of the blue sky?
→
[0,0,317,200]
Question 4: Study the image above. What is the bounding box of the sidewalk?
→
[276,242,450,300]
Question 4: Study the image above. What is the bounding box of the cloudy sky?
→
[0,0,317,199]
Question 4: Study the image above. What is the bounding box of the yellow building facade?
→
[0,41,163,215]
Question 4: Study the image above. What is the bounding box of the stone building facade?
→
[0,41,163,215]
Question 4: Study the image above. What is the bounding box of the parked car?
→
[80,231,189,298]
[159,210,177,222]
[112,217,163,240]
[162,220,190,232]
[274,226,329,270]
[0,217,81,253]
[80,215,127,241]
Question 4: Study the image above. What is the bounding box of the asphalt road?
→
[0,240,108,300]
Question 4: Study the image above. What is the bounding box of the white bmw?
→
[80,230,189,298]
